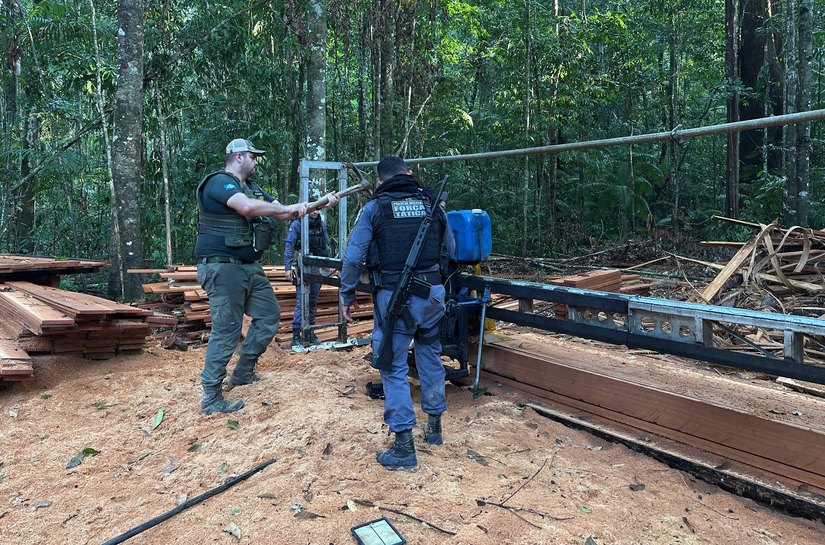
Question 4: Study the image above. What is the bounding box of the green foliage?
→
[741,170,787,224]
[2,0,824,263]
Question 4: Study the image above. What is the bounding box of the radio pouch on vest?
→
[252,217,276,253]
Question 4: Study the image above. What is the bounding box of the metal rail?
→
[297,253,825,384]
[457,274,825,385]
[352,109,825,167]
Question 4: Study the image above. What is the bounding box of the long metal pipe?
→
[353,109,825,167]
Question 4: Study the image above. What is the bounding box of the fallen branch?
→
[500,454,555,505]
[475,498,575,528]
[700,225,769,302]
[353,499,456,536]
[673,254,824,293]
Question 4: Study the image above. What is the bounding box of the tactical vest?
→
[307,218,329,257]
[196,172,272,252]
[371,189,443,273]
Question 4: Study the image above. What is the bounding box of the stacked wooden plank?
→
[550,269,623,291]
[0,281,156,368]
[548,269,651,295]
[0,255,107,281]
[139,265,374,345]
[0,339,33,381]
[0,255,169,379]
[617,274,654,295]
[545,269,650,320]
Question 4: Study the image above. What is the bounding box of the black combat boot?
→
[291,327,302,348]
[376,430,417,471]
[307,330,320,344]
[226,356,263,390]
[201,386,244,415]
[424,414,443,445]
[225,372,263,391]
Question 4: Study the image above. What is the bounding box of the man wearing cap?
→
[195,138,338,414]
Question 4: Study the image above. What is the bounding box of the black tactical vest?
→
[372,187,443,273]
[196,172,271,251]
[307,218,329,257]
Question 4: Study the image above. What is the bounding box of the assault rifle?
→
[372,174,450,371]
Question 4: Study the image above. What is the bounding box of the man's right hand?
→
[285,269,293,283]
[342,296,360,323]
[292,202,309,218]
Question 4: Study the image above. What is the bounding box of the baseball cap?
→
[225,138,266,155]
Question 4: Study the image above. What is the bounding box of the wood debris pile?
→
[688,217,825,364]
[697,217,825,308]
[137,265,374,346]
[0,254,174,380]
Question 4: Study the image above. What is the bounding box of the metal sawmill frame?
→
[295,110,825,381]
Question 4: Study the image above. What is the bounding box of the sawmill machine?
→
[296,160,825,387]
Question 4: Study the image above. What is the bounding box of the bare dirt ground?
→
[2,328,825,545]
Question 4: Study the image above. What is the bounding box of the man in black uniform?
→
[195,138,337,414]
[283,209,331,347]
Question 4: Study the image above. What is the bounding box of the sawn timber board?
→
[473,341,825,494]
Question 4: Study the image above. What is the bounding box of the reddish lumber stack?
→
[0,255,108,277]
[617,274,654,295]
[0,255,174,379]
[0,281,159,364]
[549,269,651,295]
[548,269,651,319]
[551,269,623,291]
[0,339,33,381]
[138,265,375,345]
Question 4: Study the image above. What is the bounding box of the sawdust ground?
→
[1,330,824,545]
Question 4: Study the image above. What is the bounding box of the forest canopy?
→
[1,0,822,299]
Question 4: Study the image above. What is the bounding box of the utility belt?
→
[377,271,442,298]
[199,256,255,265]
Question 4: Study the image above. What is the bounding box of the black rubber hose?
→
[100,458,276,545]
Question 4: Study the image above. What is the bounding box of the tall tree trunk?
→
[725,0,740,218]
[306,0,327,197]
[286,43,304,194]
[548,0,560,246]
[330,40,339,162]
[795,0,812,226]
[370,4,381,159]
[378,0,395,154]
[306,4,325,153]
[3,0,20,251]
[533,54,543,245]
[89,0,123,298]
[13,0,48,254]
[395,5,416,157]
[668,9,679,233]
[521,0,531,257]
[17,109,36,254]
[784,0,798,222]
[154,83,173,267]
[109,0,144,301]
[357,12,367,161]
[738,0,764,176]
